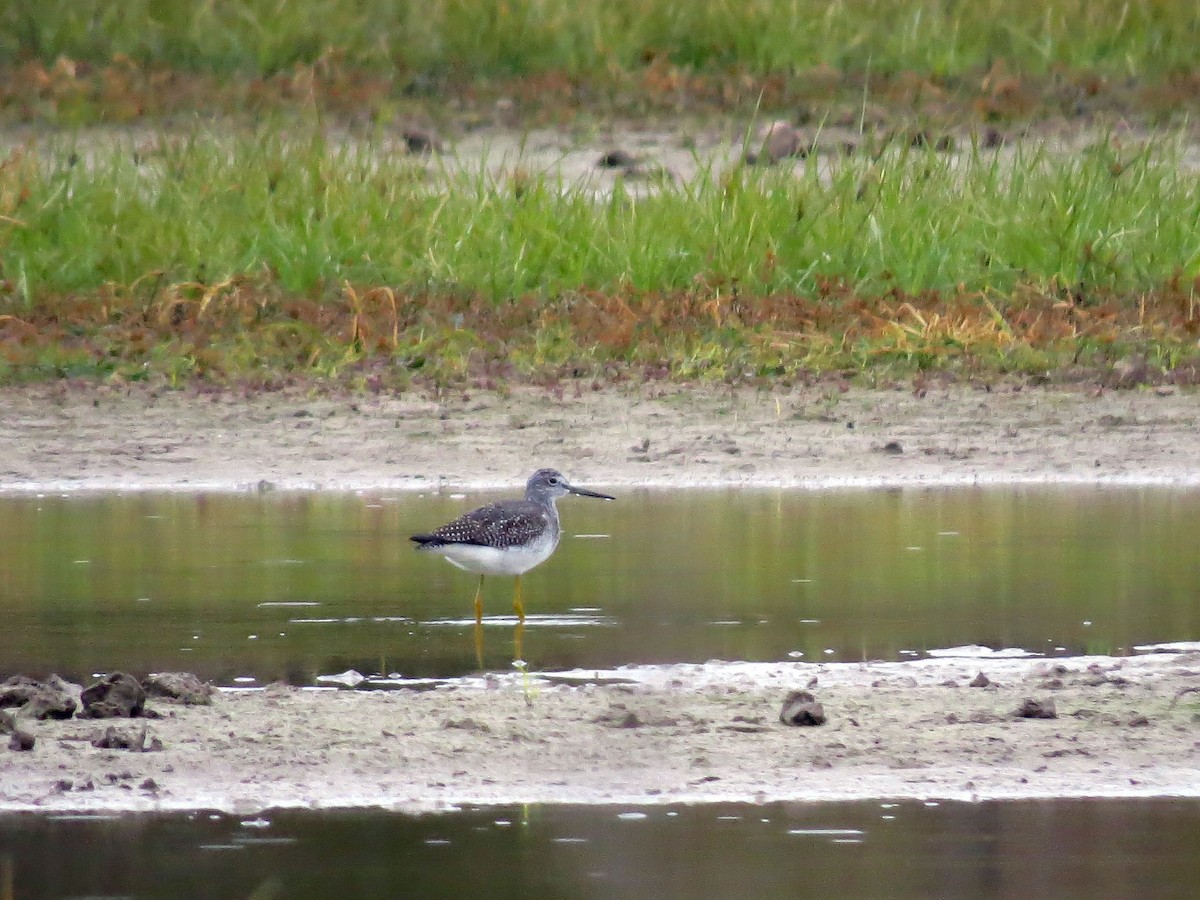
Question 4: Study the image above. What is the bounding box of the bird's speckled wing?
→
[412,500,551,549]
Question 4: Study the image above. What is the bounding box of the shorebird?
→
[411,469,614,623]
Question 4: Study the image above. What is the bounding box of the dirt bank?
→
[0,382,1196,493]
[2,651,1199,814]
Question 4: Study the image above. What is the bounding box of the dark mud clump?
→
[597,148,638,169]
[780,690,827,726]
[143,672,214,706]
[0,674,81,720]
[81,673,147,719]
[1014,698,1058,719]
[2,670,209,728]
[91,724,163,751]
[1,710,36,751]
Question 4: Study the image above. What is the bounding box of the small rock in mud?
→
[2,711,36,751]
[1043,747,1084,759]
[0,674,80,719]
[592,707,645,728]
[1082,673,1131,687]
[9,728,36,751]
[981,127,1005,149]
[1109,355,1151,388]
[1014,698,1057,719]
[81,673,146,719]
[597,148,638,169]
[594,706,628,727]
[724,720,763,734]
[401,126,443,155]
[723,714,770,734]
[441,717,490,733]
[91,725,162,751]
[968,711,1003,724]
[906,129,955,152]
[780,691,827,727]
[746,120,806,165]
[91,726,126,749]
[143,672,213,706]
[969,672,991,688]
[1127,713,1150,727]
[595,705,678,728]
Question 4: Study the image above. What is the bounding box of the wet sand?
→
[3,652,1200,814]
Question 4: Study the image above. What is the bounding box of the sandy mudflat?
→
[0,381,1198,812]
[3,652,1200,814]
[0,381,1196,492]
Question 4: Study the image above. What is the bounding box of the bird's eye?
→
[549,476,560,484]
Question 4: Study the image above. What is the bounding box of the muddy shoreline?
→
[0,382,1197,493]
[0,381,1197,813]
[3,652,1199,814]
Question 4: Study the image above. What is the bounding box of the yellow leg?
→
[473,574,484,625]
[513,575,526,622]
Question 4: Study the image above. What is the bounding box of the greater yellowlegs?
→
[411,469,614,623]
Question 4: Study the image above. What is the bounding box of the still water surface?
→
[3,488,1199,898]
[2,799,1199,899]
[1,487,1198,683]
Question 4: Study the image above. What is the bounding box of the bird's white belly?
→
[434,531,559,576]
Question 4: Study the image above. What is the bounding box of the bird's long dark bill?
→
[567,484,615,500]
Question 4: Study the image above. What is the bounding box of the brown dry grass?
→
[3,278,1198,388]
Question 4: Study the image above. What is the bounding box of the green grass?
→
[4,3,1199,384]
[4,0,1200,80]
[1,128,1198,386]
[4,131,1200,302]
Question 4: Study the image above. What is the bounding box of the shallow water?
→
[2,798,1199,899]
[1,487,1198,683]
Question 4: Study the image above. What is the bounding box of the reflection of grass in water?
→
[3,131,1199,385]
[10,0,1200,78]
